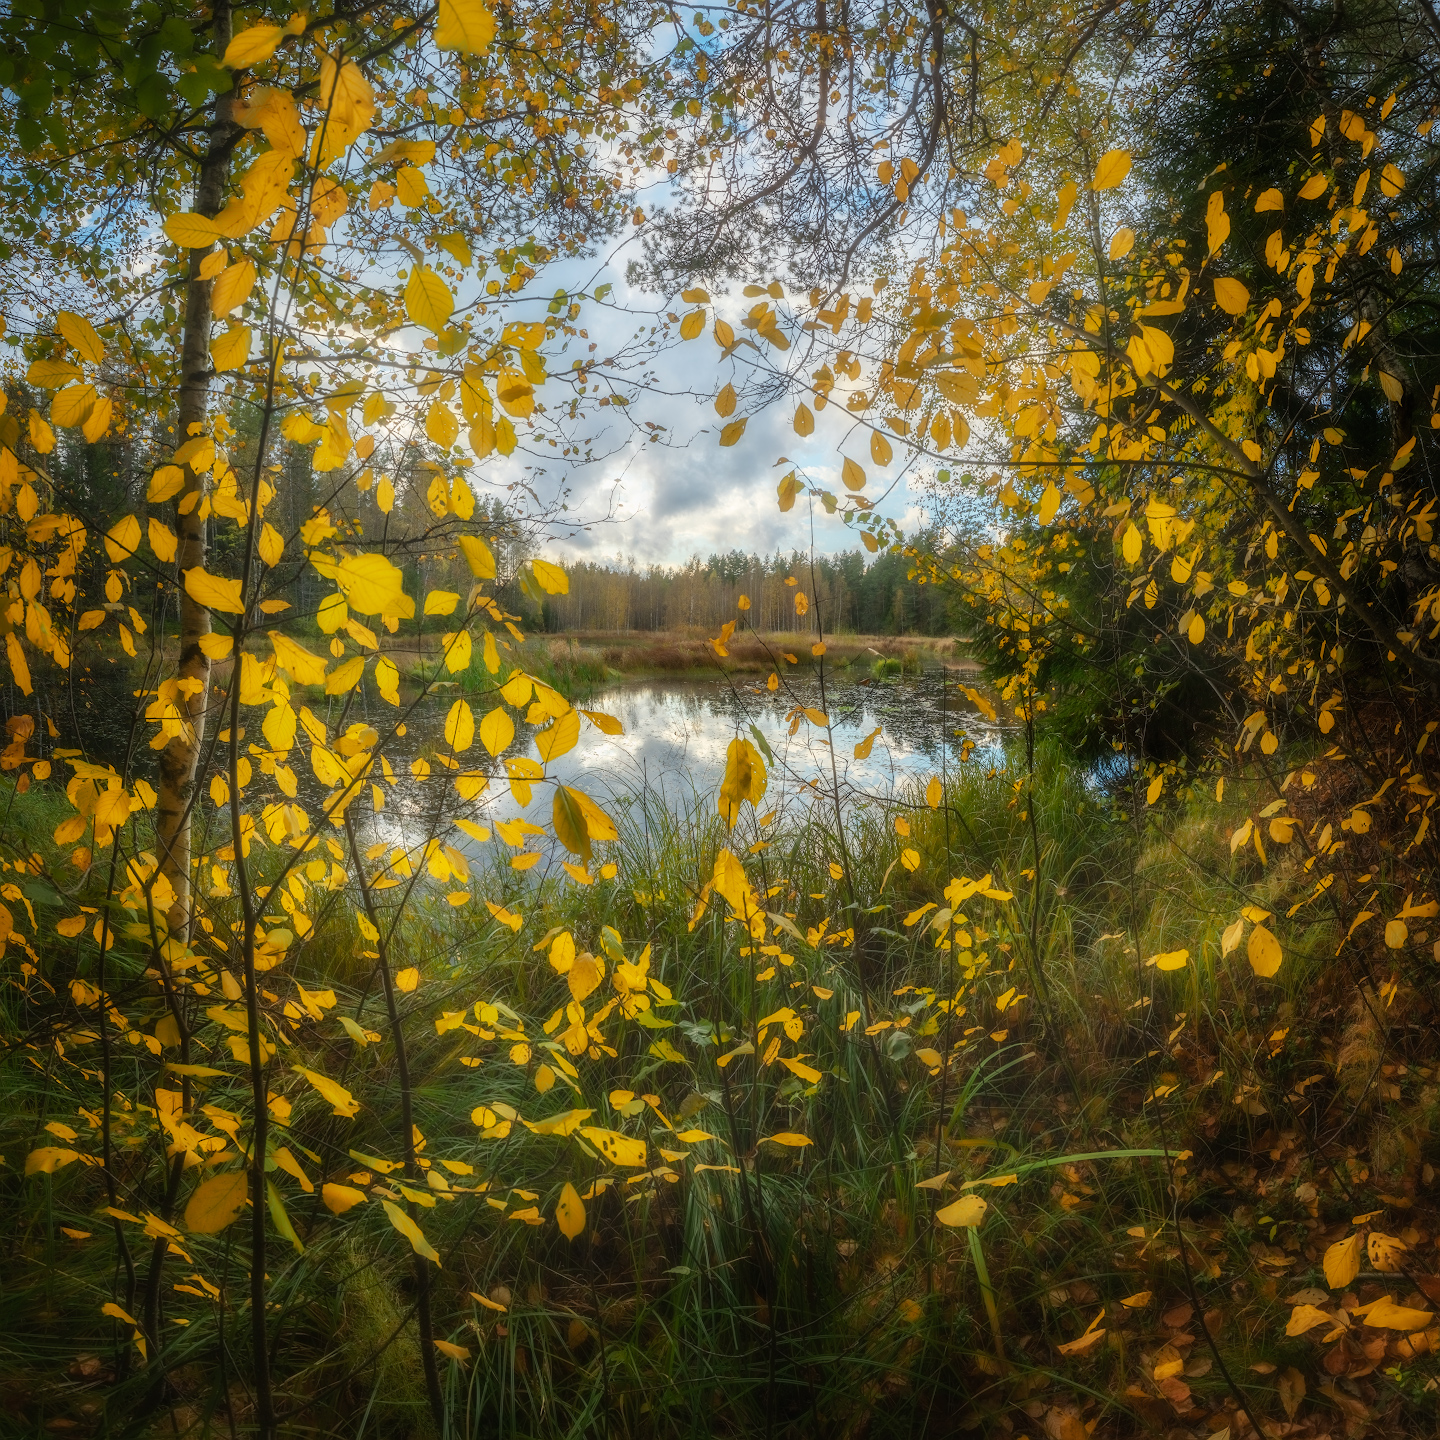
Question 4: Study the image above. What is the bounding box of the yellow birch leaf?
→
[719,418,747,446]
[1092,149,1131,190]
[164,213,220,248]
[1324,1232,1362,1289]
[25,1147,82,1175]
[578,1126,647,1166]
[405,265,454,332]
[291,1065,361,1118]
[222,23,284,68]
[842,457,866,491]
[556,1181,586,1239]
[435,0,496,53]
[183,1170,248,1234]
[531,558,569,594]
[935,1194,988,1227]
[679,309,705,339]
[854,726,881,759]
[1363,1299,1432,1330]
[184,567,245,614]
[382,1199,441,1264]
[1213,278,1250,315]
[57,311,104,364]
[211,258,256,317]
[459,534,496,578]
[536,709,580,761]
[445,700,475,752]
[1038,482,1061,524]
[479,707,514,756]
[210,326,252,371]
[149,518,178,564]
[870,431,893,465]
[322,1183,368,1214]
[1248,926,1282,977]
[793,403,814,436]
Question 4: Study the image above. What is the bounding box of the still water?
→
[379,671,1007,853]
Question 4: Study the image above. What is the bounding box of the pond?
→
[372,670,1009,860]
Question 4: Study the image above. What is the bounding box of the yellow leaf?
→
[445,700,475,752]
[1363,1299,1433,1330]
[291,1065,361,1118]
[1108,227,1135,260]
[870,431,893,466]
[211,257,256,317]
[210,325,251,371]
[935,1194,988,1227]
[164,212,220,249]
[1247,925,1282,978]
[714,318,735,348]
[149,518,178,564]
[435,1339,470,1362]
[854,726,881,759]
[50,383,97,428]
[1121,522,1142,564]
[382,1199,441,1264]
[183,1170,248,1234]
[578,1126,648,1166]
[719,418,748,446]
[1146,774,1163,805]
[679,309,705,340]
[325,655,365,695]
[435,0,496,53]
[222,22,284,68]
[1255,188,1284,212]
[842,457,866,491]
[395,967,420,993]
[1092,149,1131,190]
[405,265,455,332]
[104,514,141,562]
[1038,482,1061,525]
[57,311,104,364]
[1213,278,1250,315]
[1148,949,1189,971]
[1324,1232,1362,1289]
[1297,174,1329,200]
[424,590,461,616]
[556,1181,586,1239]
[777,472,801,511]
[25,1146,83,1175]
[148,465,186,503]
[329,552,414,617]
[184,567,245,614]
[1380,163,1404,197]
[793,403,814,436]
[579,708,624,735]
[479,707,514,756]
[531,558,569,594]
[926,776,942,809]
[761,1132,812,1148]
[320,1183,367,1215]
[395,165,430,207]
[459,534,496,578]
[1187,613,1205,644]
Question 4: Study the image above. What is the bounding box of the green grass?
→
[3,731,1429,1439]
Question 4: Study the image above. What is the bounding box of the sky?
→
[456,242,937,570]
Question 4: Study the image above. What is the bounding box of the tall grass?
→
[4,729,1416,1439]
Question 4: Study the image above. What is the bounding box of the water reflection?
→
[377,671,1008,853]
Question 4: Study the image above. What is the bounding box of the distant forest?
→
[540,545,955,636]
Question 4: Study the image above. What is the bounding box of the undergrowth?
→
[3,730,1434,1439]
